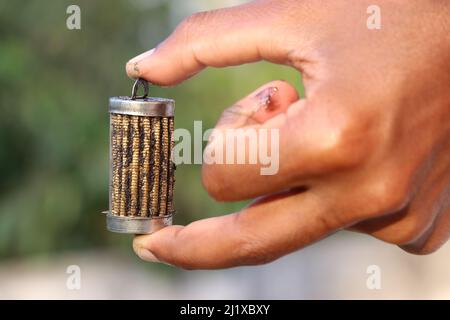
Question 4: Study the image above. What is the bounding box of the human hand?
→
[128,0,450,269]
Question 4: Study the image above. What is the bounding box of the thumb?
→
[125,1,299,85]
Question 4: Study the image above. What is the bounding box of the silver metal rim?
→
[104,212,173,234]
[109,96,175,117]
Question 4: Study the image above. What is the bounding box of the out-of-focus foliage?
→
[0,0,301,258]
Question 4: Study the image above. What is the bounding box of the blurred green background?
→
[0,0,300,259]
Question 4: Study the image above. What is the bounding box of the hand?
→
[128,0,450,269]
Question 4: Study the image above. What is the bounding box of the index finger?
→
[125,1,301,85]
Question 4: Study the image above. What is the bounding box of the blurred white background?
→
[2,232,450,299]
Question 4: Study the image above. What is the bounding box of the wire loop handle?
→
[131,78,149,100]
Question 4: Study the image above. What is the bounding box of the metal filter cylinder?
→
[105,79,175,234]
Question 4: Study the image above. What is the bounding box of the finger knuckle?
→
[369,171,413,215]
[355,177,412,222]
[313,105,376,172]
[176,12,209,53]
[180,11,213,34]
[229,213,280,265]
[235,235,278,266]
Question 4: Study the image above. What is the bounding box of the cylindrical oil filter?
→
[104,79,175,234]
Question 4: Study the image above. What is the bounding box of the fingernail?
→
[135,245,160,263]
[126,48,155,79]
[133,235,160,263]
[254,86,278,111]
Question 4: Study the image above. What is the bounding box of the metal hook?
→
[131,78,149,100]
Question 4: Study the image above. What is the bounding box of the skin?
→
[126,0,450,269]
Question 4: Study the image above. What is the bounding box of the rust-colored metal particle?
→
[105,79,175,234]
